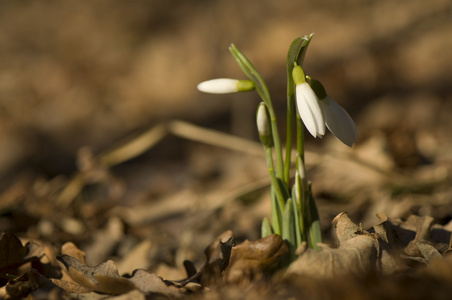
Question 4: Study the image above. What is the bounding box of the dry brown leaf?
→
[128,269,182,297]
[59,243,87,285]
[287,213,386,278]
[56,254,183,297]
[171,230,236,287]
[57,254,135,295]
[374,214,450,266]
[93,274,137,295]
[200,230,236,286]
[0,233,30,271]
[403,215,434,257]
[224,234,289,283]
[288,212,452,280]
[0,232,45,285]
[50,278,92,293]
[5,269,41,298]
[178,231,288,287]
[288,238,379,278]
[62,242,87,264]
[417,241,442,262]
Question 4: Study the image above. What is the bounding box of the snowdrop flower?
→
[197,78,254,94]
[292,65,325,138]
[310,79,358,147]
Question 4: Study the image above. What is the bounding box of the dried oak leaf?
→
[53,242,89,290]
[287,212,385,279]
[223,233,289,283]
[61,241,87,264]
[55,254,182,298]
[288,212,451,280]
[55,254,135,295]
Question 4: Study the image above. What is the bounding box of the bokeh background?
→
[0,0,451,269]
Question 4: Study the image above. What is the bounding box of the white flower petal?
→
[197,78,239,94]
[296,83,325,137]
[320,96,358,147]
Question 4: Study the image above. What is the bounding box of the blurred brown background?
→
[0,1,452,280]
[0,0,451,192]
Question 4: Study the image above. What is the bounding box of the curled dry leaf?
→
[224,233,289,283]
[200,230,236,286]
[182,231,289,286]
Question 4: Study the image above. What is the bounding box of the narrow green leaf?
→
[229,44,271,104]
[307,183,322,249]
[276,177,291,202]
[291,183,304,248]
[286,34,314,168]
[261,217,272,238]
[282,198,296,260]
[229,44,284,180]
[270,186,282,235]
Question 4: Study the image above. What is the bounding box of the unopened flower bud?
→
[197,78,254,94]
[256,102,273,147]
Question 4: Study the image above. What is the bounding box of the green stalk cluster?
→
[230,34,322,258]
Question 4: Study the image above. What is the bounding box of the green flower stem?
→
[296,114,305,161]
[229,45,284,181]
[284,84,295,187]
[292,176,304,248]
[264,145,286,213]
